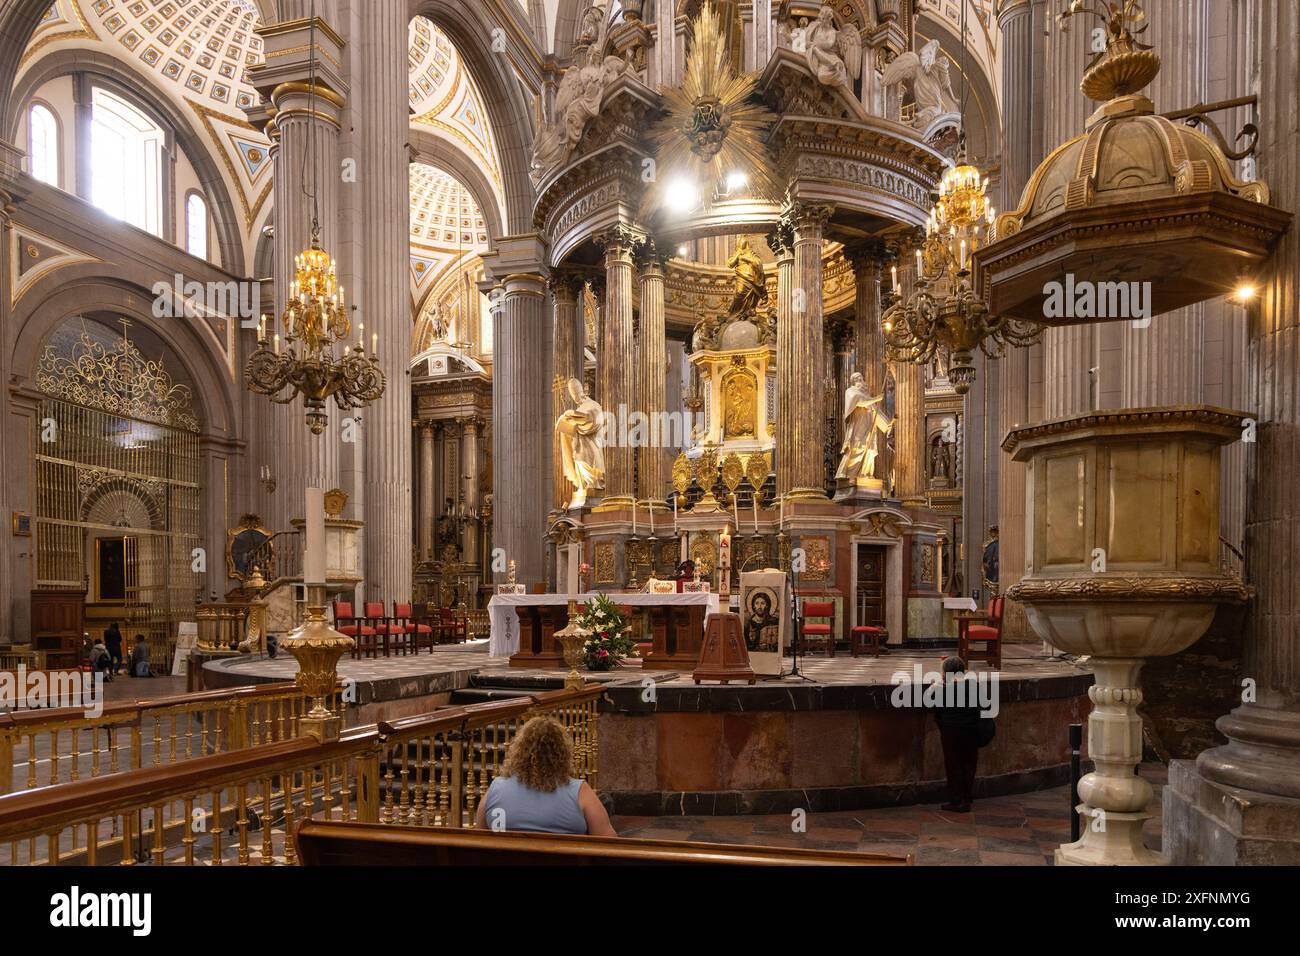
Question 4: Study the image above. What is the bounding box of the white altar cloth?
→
[487,592,721,658]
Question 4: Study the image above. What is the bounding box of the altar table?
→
[487,592,720,669]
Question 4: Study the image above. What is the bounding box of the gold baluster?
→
[169,714,179,764]
[322,761,336,821]
[69,728,80,783]
[85,822,98,866]
[91,726,102,778]
[151,805,165,866]
[464,731,478,828]
[437,733,451,827]
[110,727,120,774]
[182,797,196,866]
[45,833,57,866]
[398,745,410,825]
[382,746,396,824]
[48,730,59,785]
[121,814,135,866]
[261,780,274,864]
[236,785,250,865]
[152,718,162,767]
[210,790,222,866]
[283,774,297,865]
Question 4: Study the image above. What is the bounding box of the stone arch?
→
[407,127,505,243]
[7,48,247,272]
[409,0,538,235]
[0,0,59,133]
[10,274,240,439]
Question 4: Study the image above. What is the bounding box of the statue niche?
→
[685,238,777,460]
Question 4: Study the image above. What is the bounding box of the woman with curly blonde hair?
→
[475,716,616,836]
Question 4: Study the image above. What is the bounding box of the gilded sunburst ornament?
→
[644,1,779,213]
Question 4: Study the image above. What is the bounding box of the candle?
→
[891,265,899,292]
[372,332,378,355]
[734,494,740,529]
[673,494,679,534]
[915,249,923,276]
[304,487,326,586]
[752,493,759,535]
[779,495,785,528]
[960,239,967,270]
[273,333,280,354]
[632,501,638,536]
[649,501,655,535]
[679,532,687,563]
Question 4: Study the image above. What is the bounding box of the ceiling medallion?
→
[644,0,779,213]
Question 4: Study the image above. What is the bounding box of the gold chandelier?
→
[246,230,386,434]
[882,143,1042,395]
[244,5,385,434]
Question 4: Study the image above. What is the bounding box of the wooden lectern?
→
[693,612,756,685]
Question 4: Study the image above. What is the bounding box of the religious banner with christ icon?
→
[740,569,787,676]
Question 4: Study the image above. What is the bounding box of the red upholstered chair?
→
[393,602,434,653]
[334,601,378,659]
[800,600,836,657]
[850,624,888,658]
[958,595,1004,669]
[364,601,409,657]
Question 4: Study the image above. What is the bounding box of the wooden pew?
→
[295,820,913,866]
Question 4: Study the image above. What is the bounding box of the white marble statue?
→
[804,4,862,88]
[556,377,606,509]
[836,372,894,484]
[529,45,628,185]
[881,38,959,129]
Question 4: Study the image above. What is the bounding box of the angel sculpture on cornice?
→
[529,42,628,185]
[881,38,960,130]
[803,4,862,89]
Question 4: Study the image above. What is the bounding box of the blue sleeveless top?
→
[482,776,588,835]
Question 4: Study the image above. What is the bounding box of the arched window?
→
[90,87,164,236]
[28,103,59,186]
[186,193,208,259]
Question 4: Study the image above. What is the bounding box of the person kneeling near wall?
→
[474,716,616,837]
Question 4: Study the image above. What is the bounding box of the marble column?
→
[0,144,19,644]
[768,217,797,497]
[418,422,435,561]
[995,0,1049,636]
[891,267,925,503]
[551,272,585,512]
[597,225,638,507]
[262,71,345,536]
[492,269,553,585]
[1165,0,1300,864]
[346,0,411,606]
[788,205,833,499]
[846,241,887,395]
[636,239,669,503]
[461,417,480,568]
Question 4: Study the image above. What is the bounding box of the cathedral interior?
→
[0,0,1297,894]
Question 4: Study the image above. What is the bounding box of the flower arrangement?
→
[576,594,638,671]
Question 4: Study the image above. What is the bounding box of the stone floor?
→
[610,763,1167,865]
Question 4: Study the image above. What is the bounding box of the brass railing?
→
[0,651,46,671]
[0,685,603,865]
[0,681,327,796]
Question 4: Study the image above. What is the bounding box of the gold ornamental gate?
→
[33,322,203,662]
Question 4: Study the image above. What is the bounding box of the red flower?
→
[598,649,609,658]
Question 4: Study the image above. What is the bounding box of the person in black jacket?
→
[933,656,981,813]
[104,623,124,676]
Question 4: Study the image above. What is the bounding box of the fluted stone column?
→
[0,147,19,644]
[846,241,887,395]
[492,269,553,585]
[788,205,833,498]
[1165,0,1300,864]
[995,0,1049,635]
[461,417,480,567]
[551,272,584,511]
[768,218,797,496]
[636,240,669,502]
[261,70,345,535]
[419,422,435,561]
[891,263,926,502]
[344,0,411,605]
[597,226,638,507]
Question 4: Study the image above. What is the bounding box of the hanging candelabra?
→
[245,232,387,434]
[882,149,1042,395]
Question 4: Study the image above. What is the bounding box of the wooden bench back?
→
[296,821,912,867]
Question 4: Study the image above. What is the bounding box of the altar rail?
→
[0,685,602,865]
[0,681,327,795]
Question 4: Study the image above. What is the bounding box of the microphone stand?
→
[785,554,813,682]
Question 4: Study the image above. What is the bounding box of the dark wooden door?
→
[855,546,887,629]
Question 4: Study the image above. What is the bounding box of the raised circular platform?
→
[205,643,1093,815]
